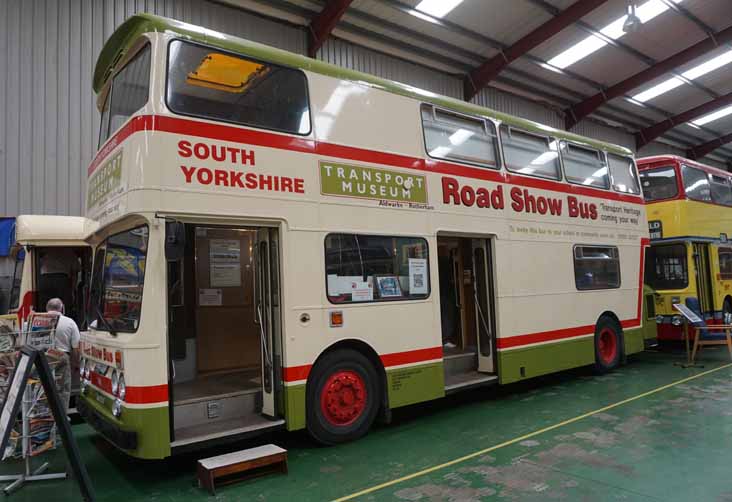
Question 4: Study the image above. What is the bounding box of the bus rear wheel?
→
[593,317,621,373]
[306,349,380,445]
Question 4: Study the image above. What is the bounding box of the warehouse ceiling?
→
[223,0,732,164]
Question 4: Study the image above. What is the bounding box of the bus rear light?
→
[115,350,124,370]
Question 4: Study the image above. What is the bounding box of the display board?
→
[673,303,703,325]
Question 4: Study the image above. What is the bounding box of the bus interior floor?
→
[8,345,732,501]
[173,368,261,404]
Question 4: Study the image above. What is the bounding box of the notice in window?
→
[209,239,241,287]
[199,288,222,306]
[409,258,428,295]
[351,281,374,302]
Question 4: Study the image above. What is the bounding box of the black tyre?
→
[593,316,622,373]
[306,349,380,445]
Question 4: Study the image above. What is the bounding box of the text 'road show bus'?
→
[639,155,732,340]
[77,14,652,459]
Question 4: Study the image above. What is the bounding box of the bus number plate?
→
[649,220,662,239]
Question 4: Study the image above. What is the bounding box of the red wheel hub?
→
[598,328,617,365]
[320,370,367,426]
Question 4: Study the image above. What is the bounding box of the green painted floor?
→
[4,346,732,501]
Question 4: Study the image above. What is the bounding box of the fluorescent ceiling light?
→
[414,0,463,19]
[692,104,732,126]
[548,0,682,69]
[632,77,684,102]
[633,48,732,103]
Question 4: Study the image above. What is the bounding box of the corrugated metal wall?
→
[0,0,307,217]
[1,0,724,218]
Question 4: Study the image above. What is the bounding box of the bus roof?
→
[637,155,732,178]
[94,13,633,157]
[15,215,98,246]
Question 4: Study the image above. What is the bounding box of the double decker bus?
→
[77,14,652,459]
[639,155,732,340]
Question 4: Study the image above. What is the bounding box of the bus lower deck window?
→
[573,245,620,290]
[325,234,429,303]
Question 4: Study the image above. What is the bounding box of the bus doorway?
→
[168,224,283,448]
[438,236,497,391]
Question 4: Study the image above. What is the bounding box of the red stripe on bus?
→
[90,372,113,395]
[89,372,168,404]
[89,115,645,205]
[380,346,443,367]
[496,325,593,349]
[283,346,444,382]
[125,384,169,404]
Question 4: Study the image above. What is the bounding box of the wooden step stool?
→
[197,444,287,494]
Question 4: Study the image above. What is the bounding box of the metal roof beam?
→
[526,0,721,100]
[636,91,732,149]
[463,0,609,101]
[307,0,354,57]
[688,132,732,160]
[565,23,732,129]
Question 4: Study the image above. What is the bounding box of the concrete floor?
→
[4,346,732,501]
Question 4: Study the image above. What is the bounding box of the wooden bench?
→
[197,444,287,494]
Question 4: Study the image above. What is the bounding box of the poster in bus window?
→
[209,239,241,288]
[375,275,402,298]
[409,258,428,295]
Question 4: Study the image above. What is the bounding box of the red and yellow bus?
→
[639,155,732,340]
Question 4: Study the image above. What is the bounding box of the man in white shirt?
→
[46,298,80,410]
[47,298,80,356]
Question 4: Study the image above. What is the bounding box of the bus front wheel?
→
[593,317,621,373]
[306,349,380,445]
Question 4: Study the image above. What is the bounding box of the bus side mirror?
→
[165,222,185,261]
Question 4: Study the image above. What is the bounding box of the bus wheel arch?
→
[593,312,623,373]
[305,340,386,444]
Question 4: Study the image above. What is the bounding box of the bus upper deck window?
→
[562,143,609,189]
[421,105,499,169]
[101,45,151,145]
[681,165,712,202]
[166,40,310,135]
[709,174,732,206]
[607,154,640,194]
[500,125,560,180]
[639,166,678,201]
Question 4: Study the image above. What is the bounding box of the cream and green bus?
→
[78,14,652,459]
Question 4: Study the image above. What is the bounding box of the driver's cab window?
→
[98,44,151,147]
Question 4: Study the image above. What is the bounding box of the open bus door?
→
[254,228,278,418]
[471,239,495,373]
[693,242,714,318]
